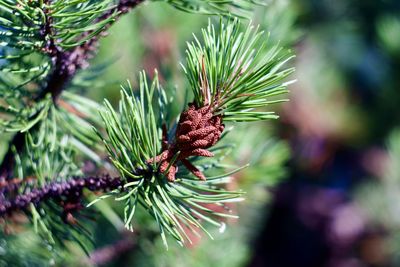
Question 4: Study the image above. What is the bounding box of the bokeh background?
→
[12,0,399,266]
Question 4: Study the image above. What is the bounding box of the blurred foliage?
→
[355,130,400,266]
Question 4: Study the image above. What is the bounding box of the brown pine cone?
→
[150,104,224,182]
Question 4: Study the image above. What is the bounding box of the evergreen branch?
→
[184,19,295,121]
[0,175,123,218]
[96,70,245,247]
[102,0,146,20]
[92,19,295,246]
[1,5,292,258]
[0,177,36,194]
[0,0,145,181]
[39,0,146,102]
[0,1,262,182]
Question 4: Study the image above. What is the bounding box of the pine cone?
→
[151,104,224,182]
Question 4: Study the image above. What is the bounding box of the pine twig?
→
[0,175,123,218]
[38,0,146,102]
[0,0,145,181]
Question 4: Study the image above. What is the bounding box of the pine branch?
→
[38,0,146,102]
[0,0,145,181]
[86,19,294,246]
[1,13,294,256]
[0,175,123,218]
[0,1,262,184]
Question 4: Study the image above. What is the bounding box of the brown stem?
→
[0,175,123,218]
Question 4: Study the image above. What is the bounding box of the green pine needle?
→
[96,71,245,246]
[98,71,163,175]
[183,18,295,122]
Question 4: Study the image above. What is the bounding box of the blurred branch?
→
[87,235,136,266]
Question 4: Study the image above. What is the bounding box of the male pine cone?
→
[151,103,224,182]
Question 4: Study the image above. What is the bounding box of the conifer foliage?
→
[0,0,294,264]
